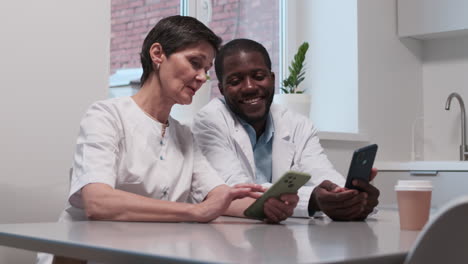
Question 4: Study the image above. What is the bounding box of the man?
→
[193,38,379,221]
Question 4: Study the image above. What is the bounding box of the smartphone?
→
[244,171,311,220]
[345,144,378,190]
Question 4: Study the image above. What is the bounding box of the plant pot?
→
[273,93,311,118]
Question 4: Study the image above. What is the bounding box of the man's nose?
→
[244,77,255,89]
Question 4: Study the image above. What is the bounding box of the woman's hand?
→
[193,184,265,223]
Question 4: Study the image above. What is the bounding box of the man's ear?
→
[218,82,225,96]
[271,71,275,84]
[149,42,164,65]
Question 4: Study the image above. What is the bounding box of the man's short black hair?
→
[140,15,222,85]
[214,38,272,82]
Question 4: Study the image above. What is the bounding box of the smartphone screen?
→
[345,144,378,190]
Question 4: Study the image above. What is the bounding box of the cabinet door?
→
[374,171,468,209]
[398,0,468,39]
[430,172,468,208]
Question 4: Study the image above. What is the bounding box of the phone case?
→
[345,144,378,190]
[244,171,311,220]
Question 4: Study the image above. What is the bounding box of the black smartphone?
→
[344,144,378,190]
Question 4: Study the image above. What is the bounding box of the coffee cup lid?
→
[395,180,432,191]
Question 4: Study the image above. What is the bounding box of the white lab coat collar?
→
[227,104,296,182]
[229,111,257,179]
[270,105,296,181]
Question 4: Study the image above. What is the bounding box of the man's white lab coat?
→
[193,99,345,217]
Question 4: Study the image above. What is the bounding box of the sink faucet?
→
[445,92,468,161]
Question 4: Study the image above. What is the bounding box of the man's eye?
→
[254,74,266,81]
[228,79,241,86]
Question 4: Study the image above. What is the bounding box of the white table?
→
[0,210,419,264]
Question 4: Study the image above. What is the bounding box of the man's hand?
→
[309,180,366,221]
[309,168,380,221]
[349,168,380,220]
[263,193,299,223]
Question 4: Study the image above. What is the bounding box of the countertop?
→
[375,161,468,171]
[0,210,417,264]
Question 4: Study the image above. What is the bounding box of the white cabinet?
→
[398,0,468,39]
[374,170,468,209]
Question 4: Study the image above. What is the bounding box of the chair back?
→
[404,195,468,264]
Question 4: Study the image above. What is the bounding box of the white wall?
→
[352,0,468,164]
[356,0,423,163]
[423,35,468,160]
[291,0,468,170]
[0,1,110,263]
[295,0,358,134]
[316,0,423,175]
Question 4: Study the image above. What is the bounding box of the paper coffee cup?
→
[395,180,432,230]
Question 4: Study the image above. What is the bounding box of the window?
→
[203,0,281,98]
[290,0,358,135]
[109,0,180,97]
[110,0,180,73]
[108,0,359,137]
[109,0,282,98]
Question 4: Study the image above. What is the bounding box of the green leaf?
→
[281,42,309,93]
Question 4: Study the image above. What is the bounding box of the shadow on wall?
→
[423,35,468,62]
[399,37,424,60]
[399,33,468,63]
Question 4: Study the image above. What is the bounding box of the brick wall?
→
[111,0,180,74]
[208,0,280,97]
[111,0,279,97]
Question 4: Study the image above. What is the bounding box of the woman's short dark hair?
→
[140,15,222,85]
[214,38,272,82]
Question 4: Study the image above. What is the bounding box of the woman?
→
[69,15,263,222]
[38,15,263,264]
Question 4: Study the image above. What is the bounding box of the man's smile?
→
[240,96,264,105]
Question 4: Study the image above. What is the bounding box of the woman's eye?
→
[190,60,202,69]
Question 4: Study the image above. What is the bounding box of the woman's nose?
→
[195,70,208,83]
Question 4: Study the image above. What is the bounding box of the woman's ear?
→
[149,43,164,65]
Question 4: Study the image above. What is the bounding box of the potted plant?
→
[274,42,311,117]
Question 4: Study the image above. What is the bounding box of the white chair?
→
[404,195,468,264]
